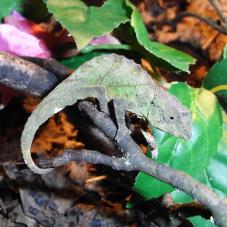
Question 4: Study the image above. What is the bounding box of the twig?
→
[169,201,211,219]
[64,107,121,157]
[0,52,59,96]
[209,0,227,25]
[21,56,74,81]
[38,101,227,227]
[38,149,130,170]
[86,175,107,183]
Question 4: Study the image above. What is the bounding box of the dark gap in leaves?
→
[83,0,107,7]
[20,0,51,22]
[76,191,101,205]
[0,97,28,127]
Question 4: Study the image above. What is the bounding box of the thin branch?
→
[77,101,117,139]
[209,0,227,25]
[169,201,211,219]
[0,52,59,96]
[63,107,121,157]
[21,56,74,81]
[38,149,131,171]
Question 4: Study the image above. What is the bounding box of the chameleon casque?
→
[21,54,192,174]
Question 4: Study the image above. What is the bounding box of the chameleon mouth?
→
[180,129,192,140]
[180,109,192,140]
[170,117,192,140]
[170,127,192,140]
[179,121,192,140]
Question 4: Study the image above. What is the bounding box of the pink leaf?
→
[0,11,52,108]
[4,11,32,33]
[0,24,51,58]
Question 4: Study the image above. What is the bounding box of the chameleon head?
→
[148,89,192,140]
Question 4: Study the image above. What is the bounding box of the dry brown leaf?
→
[31,112,83,155]
[138,0,227,61]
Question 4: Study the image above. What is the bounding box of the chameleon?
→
[21,54,192,174]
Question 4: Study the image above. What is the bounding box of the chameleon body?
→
[21,54,191,174]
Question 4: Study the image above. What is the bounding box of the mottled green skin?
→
[21,54,191,174]
[72,54,191,138]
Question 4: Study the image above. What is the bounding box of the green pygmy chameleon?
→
[21,54,191,174]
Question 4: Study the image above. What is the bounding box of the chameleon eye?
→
[170,116,174,120]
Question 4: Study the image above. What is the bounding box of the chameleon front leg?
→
[89,85,110,115]
[112,98,134,143]
[112,98,158,158]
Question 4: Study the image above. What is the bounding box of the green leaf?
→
[205,111,227,197]
[60,52,104,69]
[0,0,22,19]
[60,46,137,69]
[114,23,179,71]
[133,83,222,200]
[130,10,195,72]
[81,44,134,54]
[171,112,227,203]
[61,46,137,70]
[203,58,227,105]
[46,0,131,49]
[188,216,217,227]
[222,44,227,59]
